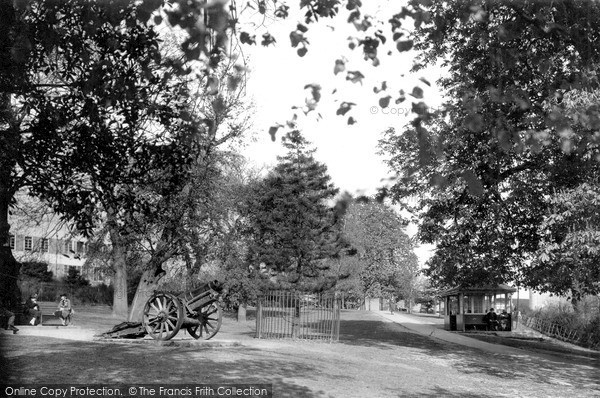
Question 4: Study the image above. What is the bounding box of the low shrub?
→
[579,316,600,350]
[76,284,113,305]
[19,281,113,306]
[528,300,600,350]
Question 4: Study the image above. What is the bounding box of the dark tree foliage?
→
[244,130,340,287]
[0,0,200,313]
[3,0,599,310]
[530,182,600,302]
[378,0,600,293]
[341,199,419,298]
[20,261,53,282]
[63,267,90,288]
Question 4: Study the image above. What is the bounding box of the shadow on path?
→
[1,336,325,398]
[337,311,600,393]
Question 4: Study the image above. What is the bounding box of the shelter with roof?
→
[439,284,517,332]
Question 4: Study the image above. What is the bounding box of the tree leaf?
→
[336,102,355,116]
[464,113,484,132]
[462,170,484,197]
[410,86,424,99]
[290,31,303,47]
[379,96,391,108]
[419,77,431,86]
[205,75,219,95]
[240,32,256,45]
[334,59,345,75]
[396,40,413,52]
[346,71,365,84]
[262,33,276,46]
[268,125,281,142]
[297,47,308,57]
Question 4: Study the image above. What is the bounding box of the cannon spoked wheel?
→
[186,302,222,340]
[143,293,184,341]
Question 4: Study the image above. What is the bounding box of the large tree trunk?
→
[237,302,247,322]
[107,214,128,319]
[0,188,21,309]
[110,243,129,319]
[127,234,175,322]
[0,93,21,309]
[128,265,165,323]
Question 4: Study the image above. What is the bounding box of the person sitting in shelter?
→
[55,294,73,326]
[25,294,42,326]
[483,307,498,331]
[498,309,510,331]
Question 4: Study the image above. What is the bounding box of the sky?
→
[240,3,446,196]
[237,1,445,264]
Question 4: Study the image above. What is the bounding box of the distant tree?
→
[399,274,432,314]
[63,267,90,288]
[203,157,268,322]
[244,130,340,288]
[342,200,419,300]
[530,182,600,305]
[20,261,53,282]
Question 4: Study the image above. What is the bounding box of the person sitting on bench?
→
[498,309,510,330]
[0,306,19,334]
[25,294,42,326]
[483,308,499,331]
[56,294,72,326]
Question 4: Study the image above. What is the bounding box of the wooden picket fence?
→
[524,316,582,344]
[255,290,341,342]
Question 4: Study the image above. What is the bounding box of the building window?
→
[77,241,84,254]
[9,235,15,250]
[64,240,72,253]
[472,295,484,314]
[24,236,32,251]
[41,238,49,253]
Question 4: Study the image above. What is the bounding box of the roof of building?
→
[439,284,517,297]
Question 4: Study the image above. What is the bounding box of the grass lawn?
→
[1,306,599,397]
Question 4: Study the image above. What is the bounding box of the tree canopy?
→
[342,199,419,298]
[3,0,600,311]
[530,182,600,302]
[0,0,232,312]
[244,130,340,287]
[378,0,600,297]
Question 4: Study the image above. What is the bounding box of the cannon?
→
[101,281,223,341]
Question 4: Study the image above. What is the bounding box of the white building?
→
[9,212,105,285]
[513,288,565,311]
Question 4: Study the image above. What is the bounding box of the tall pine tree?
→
[245,130,339,288]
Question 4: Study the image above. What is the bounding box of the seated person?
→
[483,308,499,330]
[498,309,510,331]
[55,294,72,326]
[0,306,19,334]
[25,294,42,326]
